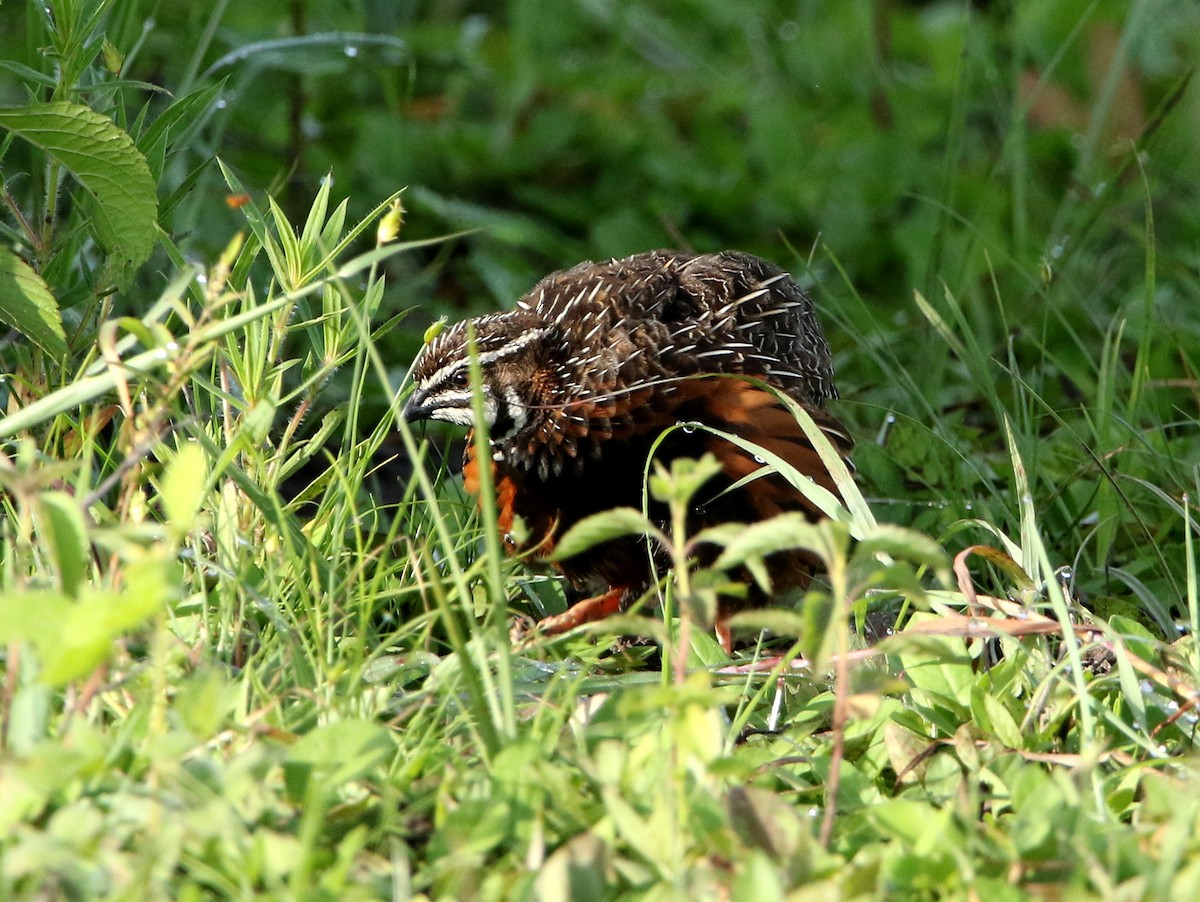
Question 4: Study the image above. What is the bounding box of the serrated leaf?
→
[0,101,158,282]
[549,507,661,561]
[0,248,67,357]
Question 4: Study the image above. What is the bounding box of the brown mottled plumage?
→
[404,250,852,651]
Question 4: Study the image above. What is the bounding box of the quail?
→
[404,250,852,651]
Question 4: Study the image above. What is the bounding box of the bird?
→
[404,249,852,652]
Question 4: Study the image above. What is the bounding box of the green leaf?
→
[284,720,395,801]
[726,786,806,860]
[0,248,67,358]
[0,556,174,686]
[726,607,809,639]
[892,627,974,709]
[855,523,949,572]
[0,591,73,647]
[549,507,662,561]
[970,686,1023,749]
[648,453,723,506]
[713,513,827,572]
[37,492,90,596]
[42,559,175,685]
[158,441,209,536]
[533,832,610,902]
[0,101,158,282]
[136,83,223,181]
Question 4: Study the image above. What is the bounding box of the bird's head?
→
[404,313,551,443]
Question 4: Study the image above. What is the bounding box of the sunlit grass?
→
[2,1,1200,898]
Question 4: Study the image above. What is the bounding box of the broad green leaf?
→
[37,492,90,596]
[0,101,157,282]
[0,591,74,646]
[284,720,395,800]
[159,441,208,532]
[0,248,67,358]
[41,576,173,685]
[0,558,172,686]
[868,798,949,846]
[892,628,974,708]
[550,507,662,561]
[970,686,1023,749]
[883,721,933,784]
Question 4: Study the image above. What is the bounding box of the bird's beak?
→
[403,387,431,422]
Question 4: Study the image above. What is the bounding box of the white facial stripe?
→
[434,407,477,427]
[426,393,498,427]
[420,328,548,390]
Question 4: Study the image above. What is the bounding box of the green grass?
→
[2,0,1200,898]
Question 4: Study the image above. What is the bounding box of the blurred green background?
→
[9,1,1195,323]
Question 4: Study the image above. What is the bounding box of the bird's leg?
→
[513,585,632,645]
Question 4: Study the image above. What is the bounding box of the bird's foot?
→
[511,586,629,649]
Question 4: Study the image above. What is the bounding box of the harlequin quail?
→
[404,250,852,651]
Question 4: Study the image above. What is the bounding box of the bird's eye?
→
[450,370,470,388]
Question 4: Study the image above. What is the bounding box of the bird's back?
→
[520,250,837,411]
